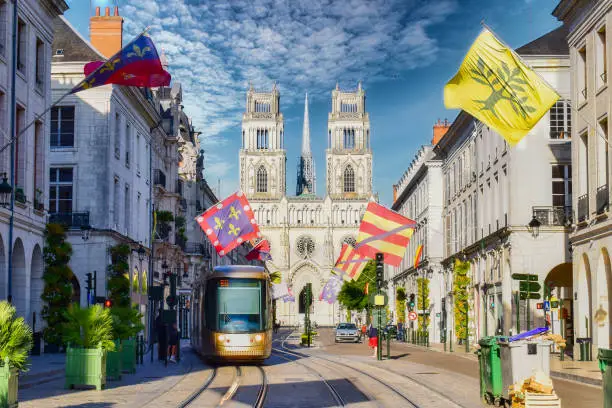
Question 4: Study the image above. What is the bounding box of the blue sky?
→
[64,0,561,205]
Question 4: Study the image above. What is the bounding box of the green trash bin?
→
[599,348,612,408]
[478,337,503,405]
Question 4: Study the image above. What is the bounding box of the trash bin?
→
[498,337,552,401]
[599,348,612,408]
[478,337,503,405]
[577,337,593,361]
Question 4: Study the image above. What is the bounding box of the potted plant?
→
[111,307,143,375]
[14,188,25,205]
[63,304,115,390]
[0,302,33,408]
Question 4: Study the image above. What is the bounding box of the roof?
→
[52,16,104,62]
[515,25,569,56]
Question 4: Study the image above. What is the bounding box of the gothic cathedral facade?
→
[239,83,374,326]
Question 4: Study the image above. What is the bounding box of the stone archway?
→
[545,262,573,353]
[29,245,44,330]
[578,253,593,339]
[11,239,27,318]
[594,248,612,348]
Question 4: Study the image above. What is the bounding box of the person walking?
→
[168,322,179,363]
[368,324,378,357]
[155,311,168,362]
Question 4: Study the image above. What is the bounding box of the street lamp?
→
[527,215,541,238]
[0,174,12,207]
[137,246,146,263]
[81,225,91,241]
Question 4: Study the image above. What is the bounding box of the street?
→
[17,328,601,407]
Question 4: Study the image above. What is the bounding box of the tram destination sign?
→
[520,292,541,300]
[512,273,538,281]
[519,281,541,292]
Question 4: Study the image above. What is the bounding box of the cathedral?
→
[239,82,374,326]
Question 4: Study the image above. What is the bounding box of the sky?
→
[64,0,561,206]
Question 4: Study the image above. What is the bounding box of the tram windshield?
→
[206,278,265,333]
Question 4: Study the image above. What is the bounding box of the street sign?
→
[520,292,541,300]
[551,301,559,308]
[536,303,543,310]
[512,273,538,281]
[374,295,385,306]
[408,311,418,321]
[372,309,387,328]
[369,291,388,306]
[519,281,541,292]
[544,301,550,311]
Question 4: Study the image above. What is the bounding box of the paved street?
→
[16,329,603,407]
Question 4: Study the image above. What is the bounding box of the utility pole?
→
[375,253,384,361]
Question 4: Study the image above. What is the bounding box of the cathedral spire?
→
[296,93,315,196]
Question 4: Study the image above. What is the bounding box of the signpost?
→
[408,311,417,321]
[375,253,384,361]
[512,273,540,331]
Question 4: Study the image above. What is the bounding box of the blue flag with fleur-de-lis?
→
[71,32,171,94]
[196,192,261,257]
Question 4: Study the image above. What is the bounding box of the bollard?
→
[450,330,454,352]
[560,347,565,362]
[412,330,415,344]
[426,332,429,348]
[443,330,447,352]
[140,335,145,364]
[386,333,391,359]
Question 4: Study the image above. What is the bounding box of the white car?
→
[335,323,361,343]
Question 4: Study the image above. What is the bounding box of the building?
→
[390,120,446,342]
[50,8,157,335]
[554,0,612,353]
[240,83,374,326]
[434,26,572,347]
[0,0,68,326]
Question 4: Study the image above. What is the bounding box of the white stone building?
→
[390,122,447,342]
[434,27,572,347]
[240,83,374,326]
[0,0,68,326]
[554,0,612,354]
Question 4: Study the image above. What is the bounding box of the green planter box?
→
[121,339,136,374]
[106,349,122,381]
[0,359,18,408]
[65,347,106,390]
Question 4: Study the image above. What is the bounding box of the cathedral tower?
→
[296,93,316,195]
[326,82,372,199]
[239,84,286,199]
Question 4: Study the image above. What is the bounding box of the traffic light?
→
[85,273,93,292]
[375,253,384,285]
[166,295,177,308]
[104,299,113,308]
[408,294,415,311]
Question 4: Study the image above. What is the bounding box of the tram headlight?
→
[255,334,263,342]
[218,334,225,342]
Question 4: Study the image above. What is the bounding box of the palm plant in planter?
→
[63,305,114,390]
[0,302,33,408]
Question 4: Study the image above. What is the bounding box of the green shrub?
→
[0,302,33,371]
[63,304,115,351]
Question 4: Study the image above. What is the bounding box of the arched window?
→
[343,165,355,193]
[256,166,268,193]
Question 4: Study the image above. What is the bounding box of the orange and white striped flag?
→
[414,244,423,269]
[333,243,368,281]
[356,202,416,267]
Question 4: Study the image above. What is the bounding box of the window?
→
[578,46,587,102]
[597,26,607,87]
[50,106,75,148]
[0,1,7,56]
[344,129,355,149]
[49,168,73,213]
[136,133,141,173]
[35,38,44,90]
[114,113,121,158]
[34,121,43,203]
[598,118,609,187]
[17,18,25,73]
[15,106,25,189]
[579,131,589,195]
[113,177,120,227]
[552,164,572,208]
[256,129,268,149]
[343,165,355,193]
[256,166,267,193]
[125,122,130,167]
[549,100,571,139]
[124,185,130,234]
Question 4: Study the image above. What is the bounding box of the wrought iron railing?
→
[578,194,589,222]
[49,212,90,229]
[184,243,208,256]
[154,169,166,189]
[175,234,186,250]
[156,222,171,240]
[597,184,609,215]
[533,206,572,226]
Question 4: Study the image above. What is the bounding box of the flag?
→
[246,239,272,261]
[71,32,171,94]
[356,202,416,267]
[282,287,295,303]
[196,192,261,257]
[271,283,289,300]
[364,282,369,295]
[414,244,423,269]
[152,208,157,242]
[333,243,368,281]
[319,275,343,304]
[444,28,560,146]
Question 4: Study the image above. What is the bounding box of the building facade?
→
[0,0,68,326]
[240,83,374,326]
[554,0,612,353]
[434,27,572,347]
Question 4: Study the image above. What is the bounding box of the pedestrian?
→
[361,324,367,342]
[155,311,167,362]
[368,324,378,357]
[168,322,179,363]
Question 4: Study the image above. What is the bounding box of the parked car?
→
[335,323,361,343]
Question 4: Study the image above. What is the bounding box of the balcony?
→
[597,184,610,215]
[578,194,589,222]
[533,206,572,226]
[156,222,171,240]
[184,243,208,256]
[154,169,166,189]
[175,233,186,250]
[49,212,90,229]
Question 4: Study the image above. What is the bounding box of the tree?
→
[395,287,406,323]
[337,260,378,317]
[41,223,74,346]
[417,277,430,330]
[453,259,471,343]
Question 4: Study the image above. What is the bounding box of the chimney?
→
[90,5,124,58]
[432,118,450,145]
[393,184,398,203]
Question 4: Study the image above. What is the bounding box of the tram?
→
[191,265,272,363]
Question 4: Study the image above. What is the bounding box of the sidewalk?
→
[398,340,603,386]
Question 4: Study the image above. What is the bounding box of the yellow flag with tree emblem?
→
[444,29,560,145]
